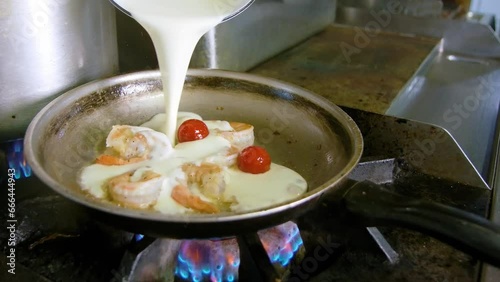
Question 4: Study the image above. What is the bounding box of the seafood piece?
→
[171,184,219,214]
[106,126,150,159]
[95,154,145,165]
[203,146,239,167]
[216,122,254,151]
[96,125,173,165]
[200,121,254,167]
[107,169,164,209]
[182,163,227,199]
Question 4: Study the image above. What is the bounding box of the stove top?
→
[0,107,492,282]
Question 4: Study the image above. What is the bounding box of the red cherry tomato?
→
[237,146,271,174]
[177,119,209,142]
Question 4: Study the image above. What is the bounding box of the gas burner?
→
[2,138,32,180]
[175,239,240,282]
[117,222,305,282]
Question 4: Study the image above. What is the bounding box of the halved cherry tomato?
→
[177,119,209,142]
[237,146,271,174]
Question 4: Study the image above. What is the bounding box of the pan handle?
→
[343,180,500,268]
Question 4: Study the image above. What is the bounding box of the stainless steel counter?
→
[336,6,500,180]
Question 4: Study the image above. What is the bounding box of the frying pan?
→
[24,69,500,267]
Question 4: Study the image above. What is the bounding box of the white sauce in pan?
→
[79,113,307,214]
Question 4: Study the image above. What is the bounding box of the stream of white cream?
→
[113,0,250,144]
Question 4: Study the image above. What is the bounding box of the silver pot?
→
[0,0,119,141]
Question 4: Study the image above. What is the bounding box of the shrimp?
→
[182,163,226,199]
[201,145,239,167]
[171,184,219,214]
[217,122,254,151]
[107,169,164,209]
[96,125,172,165]
[219,122,254,151]
[171,162,238,213]
[107,126,150,159]
[95,154,145,165]
[203,121,253,167]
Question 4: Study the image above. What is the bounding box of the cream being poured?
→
[112,0,251,144]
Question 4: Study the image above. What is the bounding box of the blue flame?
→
[259,222,304,268]
[174,222,304,281]
[175,239,239,282]
[6,139,32,179]
[134,234,145,242]
[232,259,240,268]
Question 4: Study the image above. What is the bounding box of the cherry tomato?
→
[177,119,209,142]
[237,146,271,174]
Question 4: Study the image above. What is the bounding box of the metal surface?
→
[248,9,500,180]
[350,158,400,265]
[248,25,486,188]
[366,227,399,264]
[116,0,337,73]
[335,4,500,178]
[336,5,500,58]
[0,0,119,142]
[349,158,396,184]
[23,69,363,239]
[220,0,255,23]
[387,47,500,180]
[190,0,337,71]
[249,24,438,117]
[343,108,488,188]
[338,0,443,17]
[109,0,255,23]
[466,11,496,30]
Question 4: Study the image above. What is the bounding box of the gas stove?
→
[0,107,492,282]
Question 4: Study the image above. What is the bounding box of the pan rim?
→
[24,69,363,223]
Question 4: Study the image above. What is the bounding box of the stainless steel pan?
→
[24,69,363,238]
[24,70,500,267]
